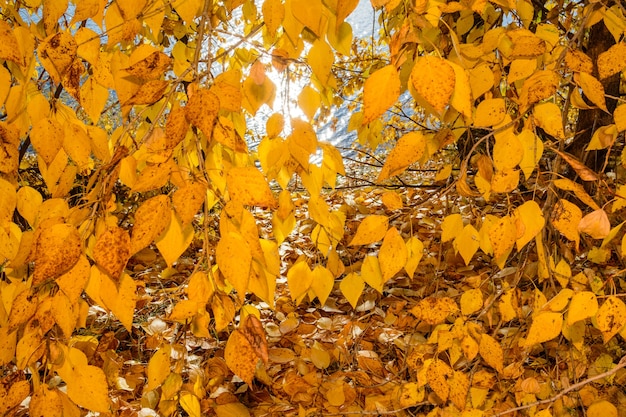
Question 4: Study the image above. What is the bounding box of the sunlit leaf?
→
[551,199,582,250]
[224,330,258,385]
[362,65,401,125]
[349,215,388,246]
[377,132,426,181]
[523,311,562,347]
[379,227,407,282]
[409,56,455,115]
[594,296,626,342]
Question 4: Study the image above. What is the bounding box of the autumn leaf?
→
[349,215,388,246]
[409,56,455,115]
[362,65,401,125]
[224,330,258,385]
[33,222,82,286]
[377,132,426,182]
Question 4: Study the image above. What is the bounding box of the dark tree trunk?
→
[566,17,621,176]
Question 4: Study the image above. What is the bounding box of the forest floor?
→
[40,165,626,417]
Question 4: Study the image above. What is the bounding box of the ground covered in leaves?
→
[17,167,622,417]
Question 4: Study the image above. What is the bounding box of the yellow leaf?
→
[80,78,109,123]
[411,296,458,325]
[460,288,483,316]
[565,49,593,73]
[379,227,408,282]
[349,215,388,246]
[155,212,194,267]
[38,32,77,84]
[265,113,284,138]
[553,178,599,210]
[381,191,403,210]
[493,132,523,171]
[110,273,137,331]
[171,0,203,22]
[489,216,516,268]
[31,118,64,165]
[225,330,258,385]
[0,179,15,224]
[311,341,331,369]
[361,255,383,293]
[211,293,235,332]
[587,124,618,151]
[217,232,252,303]
[0,20,24,65]
[595,296,626,342]
[124,79,168,106]
[449,371,469,410]
[287,259,313,302]
[33,222,82,286]
[180,392,201,417]
[165,107,189,149]
[287,118,318,169]
[479,334,504,373]
[54,346,110,412]
[51,292,77,338]
[124,51,172,81]
[340,272,364,308]
[309,39,335,87]
[214,402,251,417]
[377,132,426,181]
[533,102,565,139]
[0,379,30,416]
[441,214,464,243]
[8,289,37,332]
[226,167,277,208]
[508,58,536,83]
[291,0,324,36]
[94,226,131,280]
[576,72,607,111]
[0,326,17,366]
[461,335,479,361]
[362,65,401,125]
[173,182,206,226]
[512,200,545,250]
[426,359,452,402]
[130,195,171,255]
[263,0,285,34]
[469,63,494,100]
[169,299,200,322]
[454,224,480,265]
[404,236,423,278]
[410,56,455,115]
[146,346,171,392]
[499,289,519,322]
[588,400,618,417]
[597,42,626,80]
[185,88,220,140]
[449,61,473,120]
[310,266,334,306]
[517,129,543,180]
[243,74,276,115]
[30,385,64,417]
[297,85,321,121]
[551,199,582,250]
[578,209,610,239]
[519,70,559,110]
[214,116,247,152]
[614,104,626,132]
[567,291,598,325]
[474,98,506,127]
[523,311,562,347]
[0,122,19,174]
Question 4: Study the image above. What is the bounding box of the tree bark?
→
[566,17,621,176]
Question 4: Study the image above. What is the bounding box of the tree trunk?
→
[566,17,621,177]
